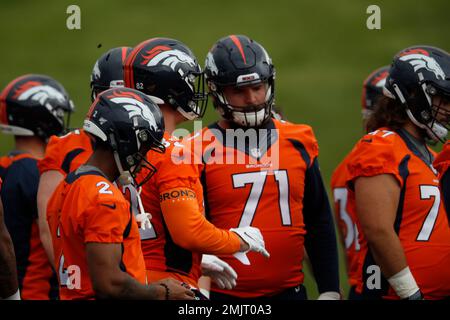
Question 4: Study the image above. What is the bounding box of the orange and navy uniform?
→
[433,141,450,223]
[138,133,241,288]
[0,152,31,179]
[331,153,363,296]
[46,167,146,300]
[346,128,450,299]
[190,118,339,298]
[0,152,58,299]
[38,129,93,176]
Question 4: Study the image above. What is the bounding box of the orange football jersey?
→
[47,167,146,300]
[331,154,363,289]
[346,128,450,299]
[38,129,93,176]
[138,133,241,287]
[189,118,322,298]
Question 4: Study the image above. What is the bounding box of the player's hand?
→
[201,254,238,290]
[230,226,270,265]
[404,290,424,300]
[154,278,195,300]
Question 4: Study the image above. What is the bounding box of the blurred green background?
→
[1,0,449,298]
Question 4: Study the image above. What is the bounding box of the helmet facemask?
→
[112,128,165,187]
[210,79,274,128]
[137,68,208,121]
[425,87,450,142]
[392,77,450,143]
[172,70,208,120]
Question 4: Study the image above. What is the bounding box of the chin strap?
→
[113,151,133,185]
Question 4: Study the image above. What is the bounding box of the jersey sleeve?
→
[159,187,241,254]
[38,135,63,175]
[301,125,319,163]
[303,157,340,293]
[155,142,201,191]
[433,141,450,178]
[288,124,319,169]
[78,182,129,244]
[346,132,405,188]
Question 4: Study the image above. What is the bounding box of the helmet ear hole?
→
[427,85,437,95]
[421,110,431,121]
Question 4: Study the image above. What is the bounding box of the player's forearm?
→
[303,159,340,292]
[94,272,164,300]
[0,234,19,298]
[172,217,241,254]
[160,189,241,254]
[38,218,55,267]
[37,172,60,263]
[363,226,408,278]
[304,222,340,293]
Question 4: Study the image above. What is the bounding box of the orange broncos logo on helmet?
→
[12,81,42,100]
[106,89,144,102]
[399,48,430,57]
[140,46,172,66]
[370,71,389,87]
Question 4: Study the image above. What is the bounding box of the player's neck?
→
[13,136,46,159]
[86,149,119,182]
[160,104,187,134]
[402,122,426,144]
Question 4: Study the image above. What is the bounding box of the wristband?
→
[387,267,419,299]
[3,289,20,300]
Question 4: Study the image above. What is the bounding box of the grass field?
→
[1,0,449,298]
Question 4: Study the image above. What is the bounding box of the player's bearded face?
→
[222,82,268,109]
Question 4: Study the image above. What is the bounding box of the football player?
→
[123,37,269,296]
[0,74,74,299]
[0,178,20,300]
[46,87,194,300]
[346,46,450,299]
[330,66,389,300]
[37,47,132,265]
[193,34,340,300]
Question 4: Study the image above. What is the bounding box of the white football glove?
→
[201,255,238,290]
[230,226,270,265]
[317,291,341,300]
